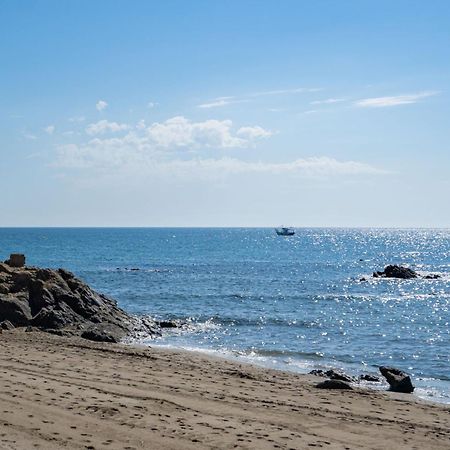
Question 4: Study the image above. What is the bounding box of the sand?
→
[0,330,448,449]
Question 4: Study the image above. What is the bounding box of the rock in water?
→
[0,261,159,342]
[379,366,415,393]
[373,265,418,279]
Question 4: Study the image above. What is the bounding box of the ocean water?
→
[1,228,449,403]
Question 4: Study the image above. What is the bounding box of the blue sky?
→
[1,0,449,226]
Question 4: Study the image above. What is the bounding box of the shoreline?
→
[132,338,450,407]
[1,330,449,449]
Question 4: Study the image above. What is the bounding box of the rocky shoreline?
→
[0,259,161,342]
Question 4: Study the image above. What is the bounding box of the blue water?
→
[1,228,449,403]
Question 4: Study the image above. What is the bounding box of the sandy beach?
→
[0,330,448,449]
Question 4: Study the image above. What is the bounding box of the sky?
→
[1,0,450,227]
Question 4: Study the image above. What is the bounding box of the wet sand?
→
[0,330,449,449]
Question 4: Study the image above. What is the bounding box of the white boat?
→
[275,226,295,236]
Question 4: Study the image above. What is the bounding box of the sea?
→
[1,228,449,404]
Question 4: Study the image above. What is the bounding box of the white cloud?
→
[44,125,55,135]
[250,87,322,97]
[54,116,272,169]
[145,116,270,148]
[198,88,322,109]
[197,97,240,109]
[86,120,129,135]
[24,133,37,140]
[147,101,158,108]
[54,148,386,179]
[136,119,146,130]
[52,115,386,180]
[96,100,108,111]
[237,126,273,140]
[355,91,438,108]
[310,98,346,105]
[68,116,85,123]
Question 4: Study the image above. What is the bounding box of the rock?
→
[81,325,122,343]
[309,369,326,377]
[0,261,156,342]
[157,320,179,328]
[0,320,15,330]
[424,273,441,279]
[316,379,353,390]
[373,265,418,279]
[359,374,381,382]
[0,294,32,325]
[379,366,414,393]
[309,369,355,382]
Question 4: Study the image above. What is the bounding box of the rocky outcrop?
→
[0,262,160,342]
[373,265,441,280]
[373,265,418,279]
[379,366,414,393]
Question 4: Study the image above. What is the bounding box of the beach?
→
[0,330,448,450]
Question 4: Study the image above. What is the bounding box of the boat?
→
[275,226,295,236]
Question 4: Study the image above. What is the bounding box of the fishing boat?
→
[275,226,295,236]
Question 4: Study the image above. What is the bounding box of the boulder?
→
[316,379,353,390]
[81,325,123,343]
[379,366,414,393]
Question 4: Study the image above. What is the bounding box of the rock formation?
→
[373,265,418,279]
[373,265,441,280]
[0,261,159,342]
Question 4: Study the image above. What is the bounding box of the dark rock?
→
[309,369,326,377]
[325,369,355,382]
[424,273,441,280]
[0,294,32,325]
[57,268,75,281]
[0,320,15,330]
[359,374,381,382]
[374,265,418,279]
[309,369,355,382]
[81,325,123,343]
[0,261,156,342]
[379,366,414,393]
[316,379,353,390]
[25,325,40,332]
[157,320,179,329]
